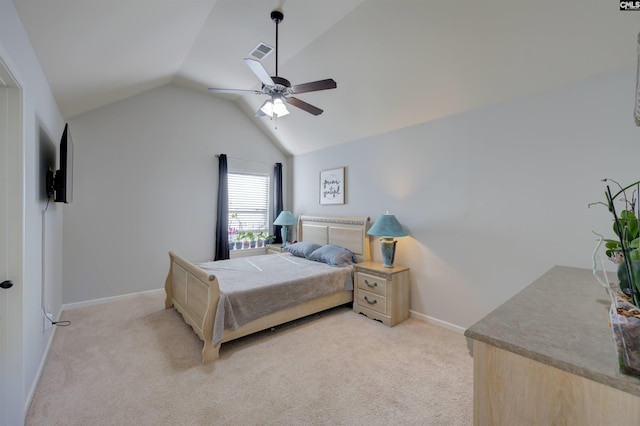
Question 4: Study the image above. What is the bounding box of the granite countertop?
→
[464,265,640,396]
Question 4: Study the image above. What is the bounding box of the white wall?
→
[64,84,290,304]
[0,0,66,419]
[294,67,639,330]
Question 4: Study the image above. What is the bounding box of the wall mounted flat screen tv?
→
[46,123,73,203]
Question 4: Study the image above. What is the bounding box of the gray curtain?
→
[273,163,283,244]
[214,154,229,260]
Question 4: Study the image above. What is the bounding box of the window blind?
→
[228,173,269,234]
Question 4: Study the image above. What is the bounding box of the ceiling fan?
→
[208,10,337,117]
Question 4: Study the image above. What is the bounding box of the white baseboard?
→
[409,310,467,334]
[24,306,61,419]
[62,288,165,311]
[62,292,466,333]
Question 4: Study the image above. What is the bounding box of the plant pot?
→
[235,242,242,250]
[609,283,640,377]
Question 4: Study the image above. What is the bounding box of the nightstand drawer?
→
[356,289,387,315]
[356,272,387,297]
[353,261,409,327]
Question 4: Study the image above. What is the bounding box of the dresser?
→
[465,266,640,425]
[352,261,410,326]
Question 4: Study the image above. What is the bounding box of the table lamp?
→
[273,210,297,247]
[367,212,408,268]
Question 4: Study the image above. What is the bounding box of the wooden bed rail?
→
[165,251,221,363]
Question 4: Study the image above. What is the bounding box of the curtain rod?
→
[215,154,281,167]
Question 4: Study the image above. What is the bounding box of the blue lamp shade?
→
[367,213,407,268]
[273,210,297,246]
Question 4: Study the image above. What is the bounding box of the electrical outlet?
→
[43,311,53,331]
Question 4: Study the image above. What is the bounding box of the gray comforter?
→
[197,253,354,345]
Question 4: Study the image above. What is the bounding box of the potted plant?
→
[235,232,247,250]
[255,231,265,248]
[265,234,276,245]
[256,231,274,248]
[228,226,238,250]
[244,231,255,248]
[591,178,640,376]
[230,213,246,249]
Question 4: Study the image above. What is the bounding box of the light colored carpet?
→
[26,291,473,425]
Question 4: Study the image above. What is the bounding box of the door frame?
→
[0,55,25,426]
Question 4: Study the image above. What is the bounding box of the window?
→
[228,172,270,244]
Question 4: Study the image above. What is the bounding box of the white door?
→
[0,57,24,426]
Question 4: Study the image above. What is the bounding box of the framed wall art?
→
[320,167,345,205]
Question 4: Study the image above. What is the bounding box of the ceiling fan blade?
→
[286,97,324,116]
[244,58,274,86]
[290,79,336,94]
[208,88,264,95]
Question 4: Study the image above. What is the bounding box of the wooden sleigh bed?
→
[164,215,371,363]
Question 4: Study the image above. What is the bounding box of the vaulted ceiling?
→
[13,0,640,155]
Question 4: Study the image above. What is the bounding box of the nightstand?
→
[266,244,286,254]
[353,261,410,326]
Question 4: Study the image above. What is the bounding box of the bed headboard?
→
[297,215,371,262]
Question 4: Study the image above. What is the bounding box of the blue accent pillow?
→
[307,245,357,267]
[285,242,322,258]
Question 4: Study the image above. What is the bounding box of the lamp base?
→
[281,226,289,247]
[379,238,397,268]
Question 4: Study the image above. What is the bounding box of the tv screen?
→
[53,123,73,203]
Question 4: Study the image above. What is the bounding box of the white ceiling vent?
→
[248,42,274,60]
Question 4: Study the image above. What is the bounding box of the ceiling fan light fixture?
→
[259,99,273,116]
[272,96,289,116]
[258,96,289,118]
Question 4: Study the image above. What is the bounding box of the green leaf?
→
[605,240,621,249]
[613,211,639,240]
[621,210,639,239]
[629,249,640,262]
[617,259,640,298]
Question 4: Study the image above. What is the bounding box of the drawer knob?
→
[364,279,377,288]
[364,295,377,305]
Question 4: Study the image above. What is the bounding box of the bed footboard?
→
[164,251,221,363]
